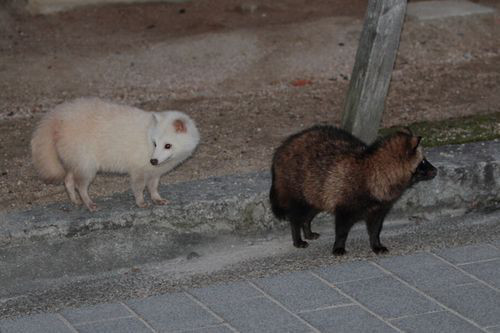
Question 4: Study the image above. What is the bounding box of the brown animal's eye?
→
[165,143,171,149]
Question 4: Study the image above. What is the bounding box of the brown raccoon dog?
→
[270,125,437,255]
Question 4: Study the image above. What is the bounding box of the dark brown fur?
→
[270,125,437,255]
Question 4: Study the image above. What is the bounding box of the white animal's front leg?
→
[130,173,148,208]
[147,176,168,205]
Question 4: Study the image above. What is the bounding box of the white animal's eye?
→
[165,143,172,149]
[153,141,157,147]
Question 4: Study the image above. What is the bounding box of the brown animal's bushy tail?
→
[31,116,66,183]
[269,166,287,220]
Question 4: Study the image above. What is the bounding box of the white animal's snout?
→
[150,146,173,166]
[150,156,171,166]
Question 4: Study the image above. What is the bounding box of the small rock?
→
[291,79,313,87]
[392,69,404,81]
[239,3,258,13]
[187,251,200,260]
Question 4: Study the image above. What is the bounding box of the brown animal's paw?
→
[372,246,389,254]
[304,232,320,240]
[294,240,309,248]
[332,247,346,256]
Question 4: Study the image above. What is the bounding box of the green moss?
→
[380,113,500,147]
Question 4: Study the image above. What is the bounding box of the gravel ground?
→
[0,0,499,212]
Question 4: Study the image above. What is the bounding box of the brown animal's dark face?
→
[411,158,437,184]
[394,128,437,185]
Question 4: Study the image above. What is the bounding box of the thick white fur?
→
[31,97,200,211]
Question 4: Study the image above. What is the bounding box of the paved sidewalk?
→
[1,240,499,333]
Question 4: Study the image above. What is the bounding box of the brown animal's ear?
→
[173,119,187,133]
[410,136,422,150]
[398,126,413,136]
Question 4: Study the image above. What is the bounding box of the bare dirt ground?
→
[0,0,499,212]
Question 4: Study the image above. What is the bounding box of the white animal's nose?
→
[150,159,158,166]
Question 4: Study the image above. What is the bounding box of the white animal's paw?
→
[153,198,169,206]
[86,202,98,212]
[136,201,149,208]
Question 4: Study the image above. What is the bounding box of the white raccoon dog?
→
[31,97,200,211]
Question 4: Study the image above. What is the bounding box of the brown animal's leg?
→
[332,211,356,256]
[290,219,308,248]
[366,209,389,254]
[303,209,320,240]
[290,203,318,247]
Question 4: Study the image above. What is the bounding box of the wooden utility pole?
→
[341,0,407,144]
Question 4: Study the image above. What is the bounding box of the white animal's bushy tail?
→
[31,116,66,183]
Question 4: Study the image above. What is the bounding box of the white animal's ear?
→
[152,113,161,126]
[173,119,187,133]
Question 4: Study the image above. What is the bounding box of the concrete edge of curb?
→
[1,140,499,246]
[406,0,496,21]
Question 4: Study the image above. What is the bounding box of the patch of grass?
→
[380,113,500,147]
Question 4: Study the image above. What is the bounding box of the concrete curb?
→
[406,0,496,21]
[1,140,499,246]
[1,140,499,302]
